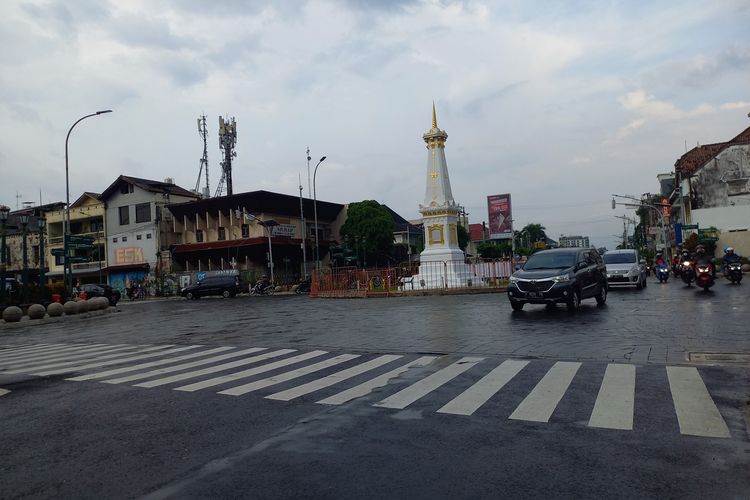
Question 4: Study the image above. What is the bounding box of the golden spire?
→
[432,101,437,129]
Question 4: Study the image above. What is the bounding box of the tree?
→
[522,223,547,244]
[339,200,395,267]
[457,224,469,251]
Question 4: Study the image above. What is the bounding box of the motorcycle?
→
[694,262,715,291]
[250,281,274,296]
[655,263,670,283]
[680,259,695,287]
[725,262,743,284]
[672,262,682,278]
[295,278,311,295]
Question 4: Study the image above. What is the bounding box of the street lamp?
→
[20,213,29,300]
[38,217,46,287]
[0,205,9,301]
[64,109,112,299]
[312,156,327,273]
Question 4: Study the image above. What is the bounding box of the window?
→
[136,234,142,240]
[218,227,226,241]
[112,237,118,243]
[196,229,204,243]
[120,183,129,194]
[55,254,64,266]
[135,203,151,223]
[241,224,249,238]
[119,206,129,225]
[146,233,152,239]
[122,236,127,242]
[91,219,102,232]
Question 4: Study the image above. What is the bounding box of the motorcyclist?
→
[723,246,741,271]
[655,252,666,267]
[693,245,714,275]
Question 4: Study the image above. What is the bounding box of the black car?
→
[181,275,241,299]
[507,248,608,311]
[80,284,121,306]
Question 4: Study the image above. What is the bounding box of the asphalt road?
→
[1,275,748,499]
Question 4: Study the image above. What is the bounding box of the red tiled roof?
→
[675,125,750,177]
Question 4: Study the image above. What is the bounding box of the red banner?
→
[487,194,513,239]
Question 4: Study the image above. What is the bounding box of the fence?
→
[311,259,513,298]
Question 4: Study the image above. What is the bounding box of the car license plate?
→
[527,292,543,298]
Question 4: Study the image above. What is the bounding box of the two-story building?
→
[99,175,199,292]
[45,193,107,285]
[674,125,750,255]
[166,190,345,284]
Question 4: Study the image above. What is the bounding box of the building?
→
[45,193,106,285]
[166,190,345,283]
[559,234,590,248]
[674,125,750,255]
[99,175,199,291]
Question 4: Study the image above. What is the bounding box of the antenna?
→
[15,191,22,210]
[215,115,237,197]
[195,114,210,197]
[306,146,312,200]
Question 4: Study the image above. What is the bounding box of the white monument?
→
[414,104,473,288]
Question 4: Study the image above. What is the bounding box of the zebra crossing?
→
[0,342,738,439]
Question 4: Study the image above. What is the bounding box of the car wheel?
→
[510,301,524,311]
[595,284,607,306]
[566,289,581,311]
[635,279,643,290]
[222,290,230,298]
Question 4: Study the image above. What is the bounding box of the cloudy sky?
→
[1,0,749,249]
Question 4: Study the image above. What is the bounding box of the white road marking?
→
[267,355,402,401]
[133,349,297,388]
[437,359,529,416]
[374,357,484,410]
[174,350,328,392]
[317,356,437,405]
[28,346,203,376]
[588,364,636,430]
[2,344,136,370]
[666,366,730,438]
[0,344,64,359]
[509,361,581,423]
[3,345,176,374]
[66,346,244,382]
[220,354,361,396]
[0,388,9,397]
[0,344,114,363]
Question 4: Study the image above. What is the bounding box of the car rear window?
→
[524,252,576,270]
[603,253,636,264]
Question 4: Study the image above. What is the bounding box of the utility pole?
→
[298,173,307,278]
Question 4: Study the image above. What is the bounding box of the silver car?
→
[603,249,647,289]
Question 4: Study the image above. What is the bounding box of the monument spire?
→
[432,101,437,129]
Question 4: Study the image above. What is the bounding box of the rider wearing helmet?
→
[723,246,741,271]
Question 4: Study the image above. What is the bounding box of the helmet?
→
[696,245,706,254]
[725,246,734,254]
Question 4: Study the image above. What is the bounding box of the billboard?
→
[487,194,513,239]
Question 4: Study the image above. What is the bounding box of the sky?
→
[1,0,749,250]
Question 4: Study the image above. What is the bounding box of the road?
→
[1,277,748,499]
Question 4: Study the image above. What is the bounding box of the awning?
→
[102,263,151,272]
[171,237,304,254]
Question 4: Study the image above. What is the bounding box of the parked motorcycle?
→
[250,281,274,296]
[695,262,715,291]
[725,262,743,284]
[681,259,695,287]
[295,278,311,295]
[655,264,670,283]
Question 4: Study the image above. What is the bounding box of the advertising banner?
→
[487,194,513,239]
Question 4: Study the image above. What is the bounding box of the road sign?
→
[66,235,95,245]
[50,248,66,256]
[682,224,699,230]
[67,256,92,264]
[67,243,94,250]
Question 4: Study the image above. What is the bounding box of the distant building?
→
[559,234,590,248]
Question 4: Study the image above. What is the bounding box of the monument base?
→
[413,258,478,289]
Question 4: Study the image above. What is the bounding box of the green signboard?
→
[681,224,699,230]
[67,256,93,264]
[50,248,66,256]
[66,235,95,245]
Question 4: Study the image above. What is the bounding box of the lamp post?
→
[38,217,46,287]
[64,110,112,299]
[312,156,326,273]
[0,205,9,301]
[20,213,29,300]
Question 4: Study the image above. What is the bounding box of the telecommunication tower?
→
[195,115,210,197]
[215,116,237,197]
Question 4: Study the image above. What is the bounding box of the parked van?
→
[180,275,241,299]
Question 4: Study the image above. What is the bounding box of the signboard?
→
[271,224,296,237]
[660,198,671,218]
[66,235,95,245]
[51,248,66,256]
[487,194,513,240]
[68,256,92,264]
[681,224,698,230]
[114,247,145,265]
